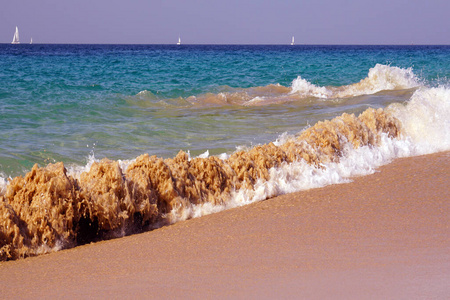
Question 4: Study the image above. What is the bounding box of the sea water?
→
[0,44,449,259]
[1,44,448,177]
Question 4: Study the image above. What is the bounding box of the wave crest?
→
[388,86,450,153]
[0,106,402,261]
[291,64,419,99]
[129,65,420,107]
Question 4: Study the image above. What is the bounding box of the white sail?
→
[177,37,181,45]
[30,37,33,44]
[12,26,20,44]
[291,36,295,46]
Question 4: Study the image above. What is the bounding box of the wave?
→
[389,86,450,153]
[291,64,419,99]
[1,73,448,261]
[126,90,192,108]
[129,64,420,107]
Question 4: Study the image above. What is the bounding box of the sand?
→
[0,151,449,299]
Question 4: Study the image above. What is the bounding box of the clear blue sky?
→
[1,0,449,44]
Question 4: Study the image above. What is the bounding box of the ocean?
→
[0,44,449,260]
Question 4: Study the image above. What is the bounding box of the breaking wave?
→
[133,64,420,107]
[290,64,419,98]
[1,68,448,261]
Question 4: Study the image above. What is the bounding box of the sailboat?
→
[177,36,181,45]
[290,36,295,46]
[11,26,20,44]
[30,37,33,44]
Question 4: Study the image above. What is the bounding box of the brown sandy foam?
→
[0,151,448,298]
[0,107,401,260]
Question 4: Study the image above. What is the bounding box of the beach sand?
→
[0,151,449,299]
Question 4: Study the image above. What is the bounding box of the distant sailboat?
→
[291,36,295,46]
[11,26,20,44]
[177,36,181,45]
[30,37,33,44]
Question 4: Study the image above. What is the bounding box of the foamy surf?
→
[0,176,7,197]
[126,64,419,107]
[135,64,419,107]
[390,86,450,154]
[1,67,449,261]
[168,83,449,222]
[290,64,420,99]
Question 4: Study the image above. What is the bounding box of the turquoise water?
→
[2,44,450,260]
[1,44,449,177]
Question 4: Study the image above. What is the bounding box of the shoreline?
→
[1,151,449,298]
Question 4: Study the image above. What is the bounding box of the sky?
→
[1,0,449,44]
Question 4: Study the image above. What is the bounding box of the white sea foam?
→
[290,76,331,98]
[290,64,420,99]
[136,90,157,99]
[245,96,266,105]
[167,133,416,223]
[218,152,230,160]
[0,175,7,197]
[197,150,210,159]
[167,83,449,223]
[389,86,450,154]
[67,153,99,180]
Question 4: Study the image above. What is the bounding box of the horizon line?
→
[2,42,449,46]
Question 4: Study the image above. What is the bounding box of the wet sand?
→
[0,151,449,298]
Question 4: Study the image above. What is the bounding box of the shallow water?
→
[1,44,449,260]
[1,45,449,176]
